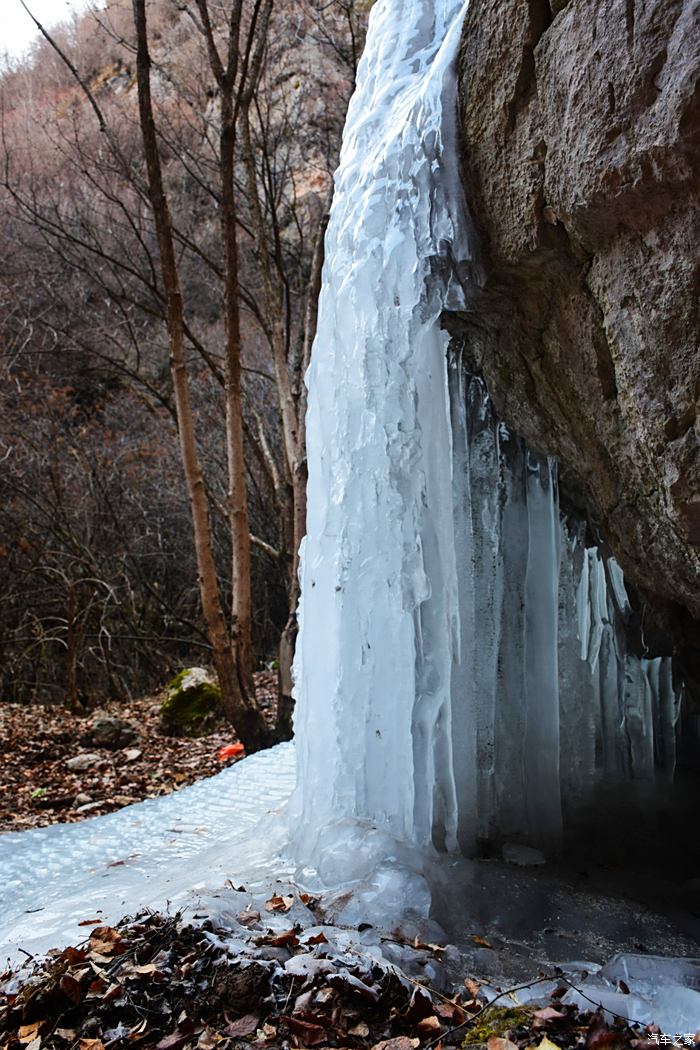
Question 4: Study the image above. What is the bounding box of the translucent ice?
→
[291,0,683,867]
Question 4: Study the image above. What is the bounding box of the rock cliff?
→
[456,0,700,698]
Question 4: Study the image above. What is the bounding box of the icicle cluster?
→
[448,366,681,852]
[292,0,682,866]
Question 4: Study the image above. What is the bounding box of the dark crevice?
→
[504,0,552,138]
[625,0,635,50]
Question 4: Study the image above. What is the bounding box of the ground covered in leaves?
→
[0,673,277,833]
[0,911,660,1050]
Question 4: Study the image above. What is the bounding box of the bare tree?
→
[0,0,365,736]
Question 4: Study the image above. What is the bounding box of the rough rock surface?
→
[85,710,142,750]
[160,667,224,737]
[456,0,700,696]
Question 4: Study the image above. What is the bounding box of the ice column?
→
[292,0,473,858]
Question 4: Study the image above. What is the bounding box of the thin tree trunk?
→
[219,92,256,704]
[132,0,270,751]
[276,199,331,731]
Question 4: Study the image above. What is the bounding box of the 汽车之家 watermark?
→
[647,1036,698,1046]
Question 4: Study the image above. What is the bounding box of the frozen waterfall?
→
[291,0,682,864]
[1,0,696,1027]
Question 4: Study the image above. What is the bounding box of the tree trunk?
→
[276,200,331,733]
[219,93,256,706]
[132,0,270,751]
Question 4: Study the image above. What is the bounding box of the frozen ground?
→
[0,742,296,962]
[2,744,700,1030]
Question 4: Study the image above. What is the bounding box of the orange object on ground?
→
[218,743,245,761]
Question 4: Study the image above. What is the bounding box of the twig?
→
[426,970,650,1049]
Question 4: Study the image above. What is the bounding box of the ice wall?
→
[292,0,473,856]
[292,0,682,864]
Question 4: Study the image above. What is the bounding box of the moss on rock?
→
[160,667,223,737]
[462,1006,532,1045]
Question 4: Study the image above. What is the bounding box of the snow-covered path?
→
[0,743,296,962]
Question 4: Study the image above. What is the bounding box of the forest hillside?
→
[0,0,366,717]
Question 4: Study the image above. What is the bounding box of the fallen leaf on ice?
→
[303,931,328,945]
[266,928,299,947]
[237,908,261,927]
[264,894,294,912]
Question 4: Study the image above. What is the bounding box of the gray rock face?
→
[456,0,700,697]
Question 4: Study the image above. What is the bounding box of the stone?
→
[72,792,92,808]
[66,753,103,772]
[457,0,700,701]
[75,801,103,814]
[122,748,142,762]
[160,667,223,738]
[86,711,141,750]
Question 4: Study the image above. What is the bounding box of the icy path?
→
[0,743,295,963]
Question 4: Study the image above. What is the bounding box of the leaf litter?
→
[0,670,279,832]
[0,911,665,1050]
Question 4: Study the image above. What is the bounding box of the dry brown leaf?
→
[155,1033,190,1050]
[534,1038,562,1050]
[19,1024,41,1044]
[237,909,261,928]
[417,1016,442,1035]
[464,978,481,999]
[328,972,379,1002]
[79,1041,105,1050]
[285,1016,327,1045]
[436,1003,465,1026]
[225,1014,259,1038]
[59,974,82,1004]
[412,936,445,954]
[349,1023,370,1038]
[304,931,328,945]
[264,894,294,913]
[487,1039,519,1050]
[371,1039,420,1050]
[197,1028,222,1048]
[89,926,124,957]
[267,927,299,947]
[533,1007,565,1025]
[471,934,493,949]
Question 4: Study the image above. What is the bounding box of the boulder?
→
[66,752,103,772]
[160,667,223,737]
[457,0,700,699]
[86,710,142,750]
